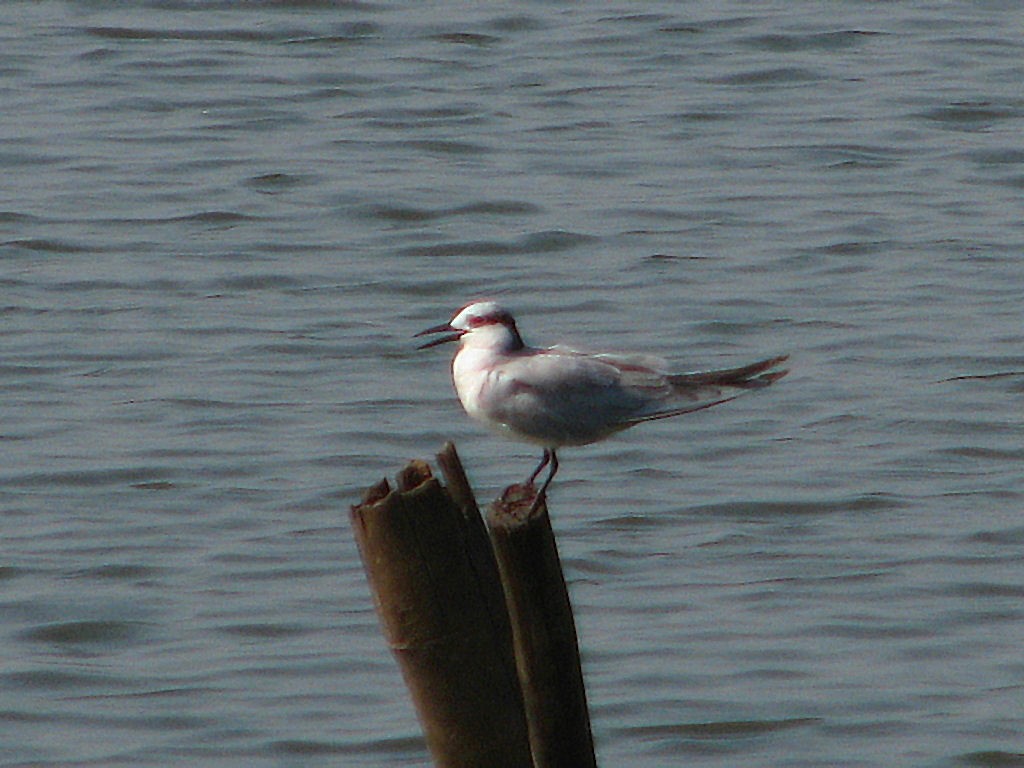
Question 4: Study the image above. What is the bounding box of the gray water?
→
[3,2,1024,766]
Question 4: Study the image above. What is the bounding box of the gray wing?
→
[477,349,672,446]
[477,349,788,445]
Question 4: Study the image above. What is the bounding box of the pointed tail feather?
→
[668,354,789,391]
[628,355,788,424]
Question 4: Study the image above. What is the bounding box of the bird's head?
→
[415,300,525,351]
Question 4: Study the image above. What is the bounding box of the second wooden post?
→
[488,484,598,768]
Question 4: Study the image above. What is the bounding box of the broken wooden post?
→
[488,484,598,768]
[349,444,532,768]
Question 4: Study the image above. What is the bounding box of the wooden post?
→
[488,484,598,768]
[349,447,532,768]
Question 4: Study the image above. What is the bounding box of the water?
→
[3,2,1024,766]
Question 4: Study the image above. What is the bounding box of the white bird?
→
[417,300,787,512]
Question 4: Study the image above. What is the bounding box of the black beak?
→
[415,323,464,349]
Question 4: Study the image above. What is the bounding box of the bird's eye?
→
[468,315,487,328]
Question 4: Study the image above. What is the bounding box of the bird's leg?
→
[528,449,558,515]
[525,449,551,487]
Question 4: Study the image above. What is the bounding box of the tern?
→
[417,300,787,512]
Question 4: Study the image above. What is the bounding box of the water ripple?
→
[4,3,1024,766]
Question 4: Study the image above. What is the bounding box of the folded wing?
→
[478,350,788,445]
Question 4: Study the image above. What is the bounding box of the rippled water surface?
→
[4,2,1024,766]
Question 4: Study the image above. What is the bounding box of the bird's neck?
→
[452,325,527,392]
[461,323,525,354]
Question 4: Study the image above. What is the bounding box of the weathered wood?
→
[487,483,598,768]
[435,441,479,519]
[350,458,532,768]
